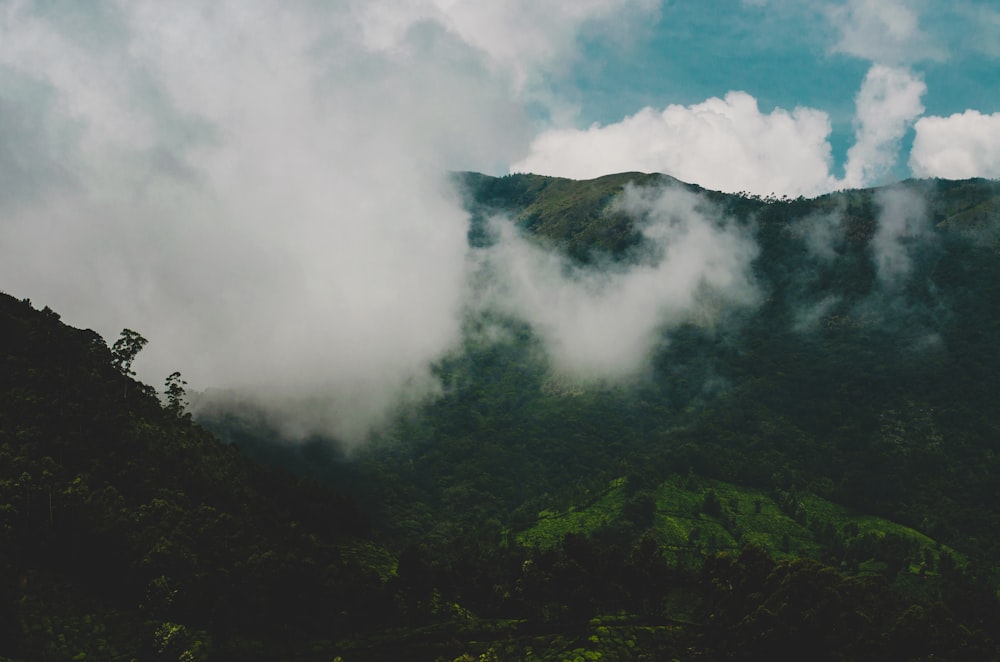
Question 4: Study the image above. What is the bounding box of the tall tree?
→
[164,371,188,417]
[110,328,147,398]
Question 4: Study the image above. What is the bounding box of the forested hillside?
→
[0,294,379,660]
[205,172,1000,658]
[234,172,1000,566]
[5,172,1000,659]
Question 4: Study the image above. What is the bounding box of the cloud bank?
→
[0,0,995,444]
[0,0,659,444]
[910,111,1000,178]
[511,65,931,197]
[511,92,838,197]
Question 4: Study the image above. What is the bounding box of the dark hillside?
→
[207,174,1000,575]
[23,172,1000,659]
[0,293,377,660]
[355,174,1000,566]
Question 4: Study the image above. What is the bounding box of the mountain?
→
[322,172,1000,562]
[5,171,1000,659]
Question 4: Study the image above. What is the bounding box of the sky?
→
[514,0,1000,194]
[0,0,997,442]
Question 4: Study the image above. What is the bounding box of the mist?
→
[470,183,760,381]
[783,181,946,341]
[871,186,932,288]
[0,1,658,445]
[796,201,848,264]
[0,2,972,447]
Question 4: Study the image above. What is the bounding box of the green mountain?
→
[6,172,1000,659]
[323,173,1000,562]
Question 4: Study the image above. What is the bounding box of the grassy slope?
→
[518,474,962,571]
[459,171,688,259]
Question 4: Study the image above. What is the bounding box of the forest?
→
[3,172,1000,660]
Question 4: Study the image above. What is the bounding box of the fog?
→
[0,1,653,444]
[797,201,848,264]
[871,186,931,289]
[470,183,760,381]
[0,1,973,446]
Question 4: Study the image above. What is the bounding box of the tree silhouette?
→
[164,371,188,417]
[110,328,147,398]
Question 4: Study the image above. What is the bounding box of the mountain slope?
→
[203,172,1000,573]
[318,173,997,560]
[16,171,1000,659]
[0,293,379,660]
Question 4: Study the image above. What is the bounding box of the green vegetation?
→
[518,478,629,549]
[6,173,1000,659]
[518,473,963,576]
[456,171,683,260]
[0,294,378,660]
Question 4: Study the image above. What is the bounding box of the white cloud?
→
[474,184,759,380]
[841,65,926,188]
[510,62,933,196]
[359,0,656,64]
[357,0,659,113]
[0,0,659,444]
[511,92,838,197]
[910,110,1000,179]
[828,0,945,64]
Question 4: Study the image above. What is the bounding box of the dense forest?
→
[4,172,1000,659]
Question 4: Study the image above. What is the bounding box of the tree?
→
[110,329,147,398]
[164,372,188,417]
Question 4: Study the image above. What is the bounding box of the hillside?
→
[448,172,1000,551]
[6,171,1000,659]
[0,293,379,660]
[198,172,1000,657]
[315,173,1000,564]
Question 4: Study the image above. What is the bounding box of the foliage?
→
[110,328,147,378]
[164,371,189,417]
[6,173,1000,659]
[0,293,375,660]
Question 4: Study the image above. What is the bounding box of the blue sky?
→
[517,0,1000,193]
[572,3,863,141]
[0,0,997,440]
[575,1,997,124]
